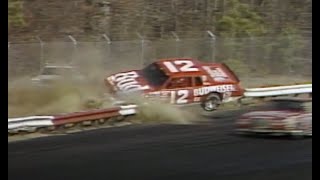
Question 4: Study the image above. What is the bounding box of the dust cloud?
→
[8,47,200,124]
[8,47,111,117]
[117,94,201,124]
[9,77,200,124]
[8,78,106,117]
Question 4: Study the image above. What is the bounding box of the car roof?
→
[155,58,221,77]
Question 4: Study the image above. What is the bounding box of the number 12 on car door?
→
[170,90,192,104]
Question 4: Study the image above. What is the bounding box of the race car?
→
[105,58,244,111]
[235,97,312,137]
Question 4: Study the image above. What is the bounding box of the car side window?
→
[166,77,192,89]
[194,76,203,86]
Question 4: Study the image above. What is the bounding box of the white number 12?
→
[171,90,189,104]
[164,60,199,73]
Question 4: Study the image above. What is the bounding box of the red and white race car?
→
[105,58,244,111]
[236,97,312,137]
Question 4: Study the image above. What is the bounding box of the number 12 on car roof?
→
[163,60,199,72]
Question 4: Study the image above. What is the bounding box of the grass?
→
[8,0,25,27]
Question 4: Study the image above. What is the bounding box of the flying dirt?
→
[8,77,199,124]
[8,78,200,124]
[8,77,106,117]
[8,47,111,117]
[117,94,201,124]
[8,46,203,124]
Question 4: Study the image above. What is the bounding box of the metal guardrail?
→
[8,105,138,134]
[8,116,54,130]
[245,84,311,92]
[244,84,312,97]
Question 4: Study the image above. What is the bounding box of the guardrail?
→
[244,84,312,97]
[8,84,312,135]
[8,105,138,134]
[8,116,54,130]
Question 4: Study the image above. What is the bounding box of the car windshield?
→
[141,63,169,87]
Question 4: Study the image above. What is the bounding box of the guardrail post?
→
[207,30,216,62]
[102,34,111,44]
[136,32,145,67]
[36,36,45,72]
[8,42,10,75]
[171,31,180,57]
[68,35,77,65]
[249,36,254,67]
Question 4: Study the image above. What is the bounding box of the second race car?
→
[235,97,312,137]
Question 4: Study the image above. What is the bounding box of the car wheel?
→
[201,93,222,111]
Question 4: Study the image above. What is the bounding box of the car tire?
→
[201,93,222,111]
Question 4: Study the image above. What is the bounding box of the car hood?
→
[241,110,301,119]
[105,70,152,93]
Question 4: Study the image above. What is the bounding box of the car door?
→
[164,77,194,105]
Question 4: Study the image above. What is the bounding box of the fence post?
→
[102,34,111,44]
[171,31,180,57]
[8,42,10,76]
[207,30,216,62]
[136,32,145,67]
[102,34,112,66]
[249,36,254,68]
[36,36,45,72]
[68,35,77,65]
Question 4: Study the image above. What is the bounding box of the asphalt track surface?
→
[8,107,312,180]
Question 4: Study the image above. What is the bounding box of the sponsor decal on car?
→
[110,71,149,91]
[193,84,236,96]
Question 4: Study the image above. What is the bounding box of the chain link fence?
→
[215,36,312,78]
[8,33,311,82]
